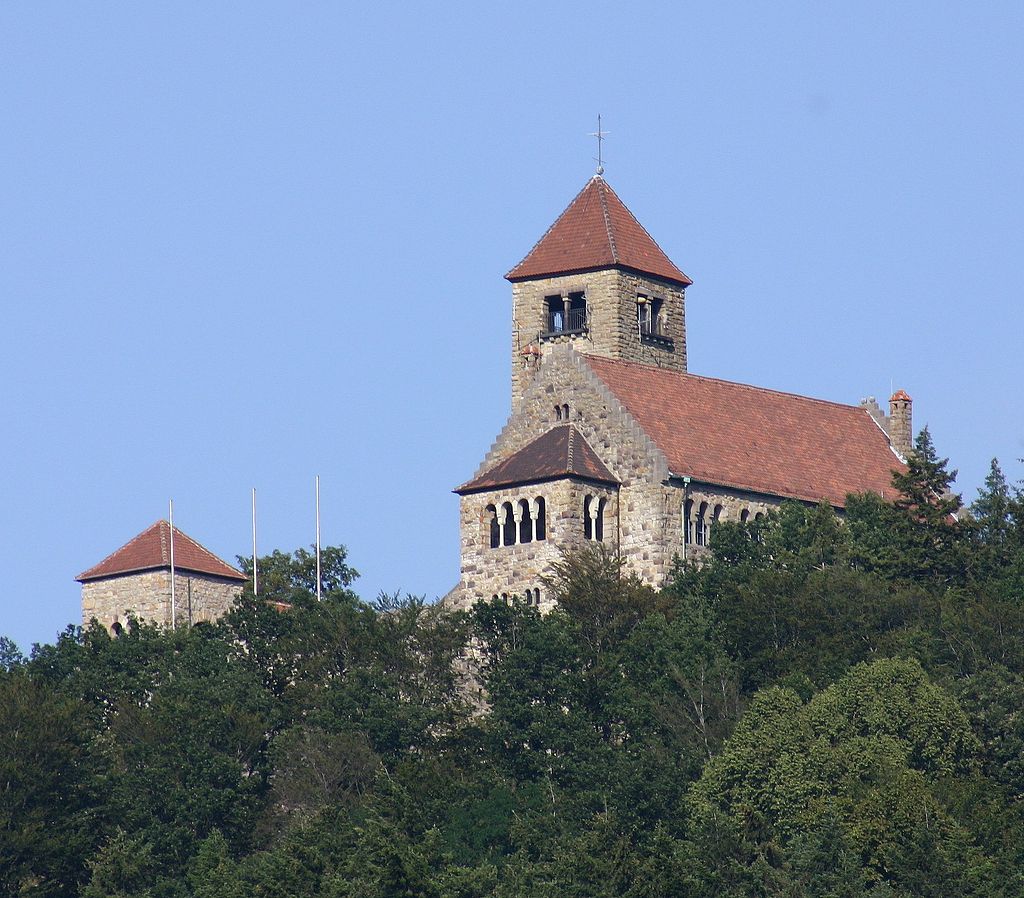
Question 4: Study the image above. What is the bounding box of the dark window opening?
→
[684,498,694,544]
[584,495,593,539]
[596,497,606,541]
[111,621,124,637]
[502,502,516,546]
[740,508,750,524]
[487,504,500,548]
[545,292,588,335]
[518,499,533,544]
[696,502,708,547]
[534,497,546,541]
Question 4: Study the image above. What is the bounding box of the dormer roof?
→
[455,424,618,494]
[77,520,246,582]
[506,176,692,286]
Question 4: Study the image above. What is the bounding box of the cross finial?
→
[589,115,608,176]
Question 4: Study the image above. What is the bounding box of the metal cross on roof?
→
[589,115,608,175]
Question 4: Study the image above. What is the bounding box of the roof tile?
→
[506,177,692,286]
[584,356,903,507]
[457,425,618,493]
[77,520,246,582]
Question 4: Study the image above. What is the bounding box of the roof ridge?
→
[597,179,619,263]
[566,424,577,474]
[504,179,593,280]
[76,521,161,581]
[584,355,875,415]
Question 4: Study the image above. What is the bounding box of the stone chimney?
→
[889,389,913,459]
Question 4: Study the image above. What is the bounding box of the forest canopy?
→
[4,438,1024,897]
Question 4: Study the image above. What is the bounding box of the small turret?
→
[889,389,913,459]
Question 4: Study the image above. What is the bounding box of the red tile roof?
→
[77,520,246,582]
[457,425,618,494]
[506,176,692,286]
[890,389,912,402]
[585,356,903,507]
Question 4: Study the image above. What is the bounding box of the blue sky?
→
[2,2,1022,651]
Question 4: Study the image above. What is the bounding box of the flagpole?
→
[315,474,322,601]
[251,487,258,597]
[169,499,176,629]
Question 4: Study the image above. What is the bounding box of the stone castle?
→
[446,174,910,612]
[79,172,912,630]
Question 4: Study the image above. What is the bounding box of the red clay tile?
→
[457,425,618,494]
[506,177,692,286]
[585,356,904,507]
[77,520,246,582]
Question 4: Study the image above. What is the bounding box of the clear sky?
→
[2,2,1022,652]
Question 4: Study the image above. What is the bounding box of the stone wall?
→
[81,569,242,631]
[511,269,687,409]
[451,478,619,612]
[451,345,801,610]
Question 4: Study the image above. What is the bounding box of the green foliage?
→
[6,458,1024,898]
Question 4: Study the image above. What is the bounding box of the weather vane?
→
[589,115,608,175]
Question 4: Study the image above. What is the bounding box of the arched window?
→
[533,497,546,541]
[595,497,606,541]
[554,404,562,421]
[562,403,570,420]
[501,502,516,546]
[584,495,593,540]
[684,498,694,544]
[754,512,764,521]
[518,499,533,544]
[711,505,724,542]
[740,508,750,524]
[486,504,500,548]
[696,502,708,546]
[534,587,542,605]
[111,621,124,637]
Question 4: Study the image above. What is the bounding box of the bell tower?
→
[505,176,692,408]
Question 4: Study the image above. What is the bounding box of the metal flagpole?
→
[315,475,322,601]
[169,499,176,628]
[251,487,258,596]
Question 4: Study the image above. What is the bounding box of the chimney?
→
[889,389,913,459]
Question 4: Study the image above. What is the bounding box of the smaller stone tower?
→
[889,389,913,459]
[77,520,246,632]
[505,176,692,409]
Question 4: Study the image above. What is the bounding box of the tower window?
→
[545,292,588,336]
[638,294,672,345]
[695,502,708,546]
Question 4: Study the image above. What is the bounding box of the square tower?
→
[506,176,692,408]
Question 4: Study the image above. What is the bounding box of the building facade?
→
[448,175,911,612]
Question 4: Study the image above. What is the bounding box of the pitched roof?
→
[506,176,692,286]
[456,425,619,494]
[77,520,246,582]
[584,356,903,508]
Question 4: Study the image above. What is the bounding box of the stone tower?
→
[505,176,692,409]
[78,520,246,633]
